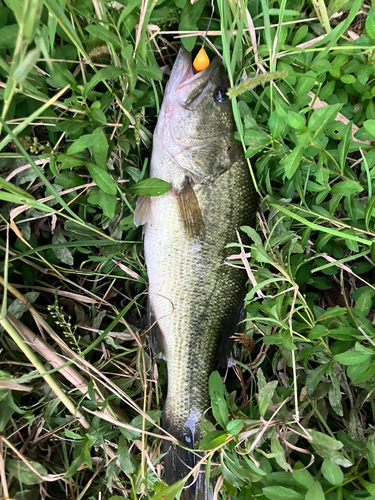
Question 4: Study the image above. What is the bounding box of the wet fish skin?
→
[136,48,257,499]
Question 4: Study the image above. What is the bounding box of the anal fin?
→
[217,303,245,369]
[173,177,205,240]
[148,300,166,360]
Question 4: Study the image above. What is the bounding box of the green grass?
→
[1,0,375,499]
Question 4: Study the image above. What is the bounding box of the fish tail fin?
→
[162,418,214,500]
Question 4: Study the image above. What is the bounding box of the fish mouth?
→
[169,47,221,108]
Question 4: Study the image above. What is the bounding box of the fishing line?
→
[203,0,215,46]
[193,0,214,71]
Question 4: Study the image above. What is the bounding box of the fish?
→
[134,47,257,499]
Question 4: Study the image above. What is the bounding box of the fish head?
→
[157,48,238,182]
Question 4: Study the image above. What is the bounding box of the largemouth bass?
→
[135,48,257,499]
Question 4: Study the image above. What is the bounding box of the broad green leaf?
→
[152,479,186,500]
[90,129,108,169]
[321,459,344,485]
[293,465,315,489]
[320,80,336,100]
[366,8,375,39]
[86,164,117,195]
[364,120,375,137]
[349,362,375,384]
[211,391,229,429]
[296,71,316,95]
[49,64,77,87]
[309,430,352,467]
[355,291,373,314]
[243,129,270,157]
[0,397,15,432]
[129,178,172,196]
[67,133,97,155]
[85,25,122,48]
[179,0,206,51]
[249,246,273,265]
[316,306,346,321]
[6,459,47,485]
[331,180,363,196]
[263,485,304,500]
[199,430,227,450]
[64,221,101,240]
[308,104,343,140]
[340,74,355,84]
[334,351,372,366]
[241,225,263,245]
[337,430,366,451]
[55,171,86,190]
[209,371,225,397]
[257,371,278,416]
[84,66,125,95]
[256,367,267,392]
[130,410,161,430]
[52,227,74,265]
[355,338,373,355]
[306,363,328,394]
[308,325,329,339]
[137,64,163,81]
[310,276,332,290]
[88,190,117,219]
[286,111,306,131]
[311,59,331,74]
[0,24,18,49]
[292,25,308,46]
[117,438,135,474]
[8,292,39,319]
[269,111,286,138]
[328,371,343,417]
[283,146,304,179]
[367,99,375,120]
[305,480,325,500]
[346,356,372,381]
[359,477,375,496]
[271,429,292,472]
[227,419,244,436]
[89,108,107,124]
[221,459,243,488]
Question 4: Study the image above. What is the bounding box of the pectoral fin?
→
[134,195,151,227]
[173,177,205,240]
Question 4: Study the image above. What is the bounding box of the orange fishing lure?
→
[193,46,210,72]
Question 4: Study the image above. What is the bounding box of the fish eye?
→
[213,86,228,104]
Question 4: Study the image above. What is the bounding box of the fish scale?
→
[135,48,257,499]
